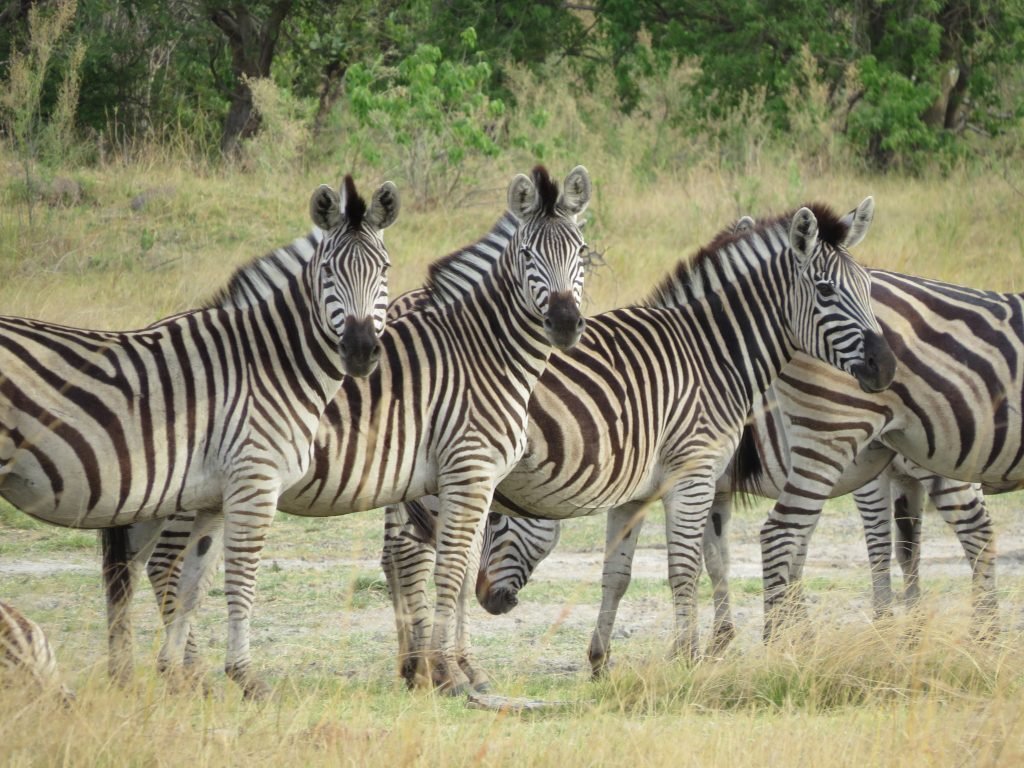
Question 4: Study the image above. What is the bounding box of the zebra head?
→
[787,197,897,393]
[309,176,400,377]
[475,512,561,615]
[506,165,591,350]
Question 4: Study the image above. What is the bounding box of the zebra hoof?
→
[225,664,272,701]
[472,680,493,694]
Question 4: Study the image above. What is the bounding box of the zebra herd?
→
[0,164,1010,704]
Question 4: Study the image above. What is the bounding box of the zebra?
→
[1,601,74,705]
[0,176,399,698]
[466,434,991,678]
[100,165,593,695]
[378,198,898,685]
[755,259,1024,638]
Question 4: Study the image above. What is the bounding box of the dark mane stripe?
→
[343,175,367,230]
[643,202,849,310]
[201,235,317,310]
[533,166,559,216]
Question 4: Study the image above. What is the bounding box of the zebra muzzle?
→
[543,292,586,350]
[339,317,381,378]
[852,330,897,393]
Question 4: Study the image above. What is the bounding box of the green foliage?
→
[343,36,505,207]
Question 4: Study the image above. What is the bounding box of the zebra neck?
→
[688,241,796,403]
[238,278,345,409]
[459,264,553,385]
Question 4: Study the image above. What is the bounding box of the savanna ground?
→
[3,150,1024,766]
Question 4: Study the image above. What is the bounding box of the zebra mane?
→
[643,202,849,310]
[419,211,520,309]
[202,233,319,310]
[341,175,367,230]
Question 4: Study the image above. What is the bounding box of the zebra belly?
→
[0,439,220,529]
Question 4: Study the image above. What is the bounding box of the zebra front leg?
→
[381,502,437,688]
[853,472,897,619]
[703,495,736,657]
[760,489,826,641]
[219,483,281,700]
[588,501,646,679]
[454,526,490,692]
[102,520,163,684]
[157,510,224,693]
[428,486,492,696]
[925,477,998,637]
[664,476,716,662]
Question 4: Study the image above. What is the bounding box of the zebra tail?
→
[730,422,764,504]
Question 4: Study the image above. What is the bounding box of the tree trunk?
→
[210,1,294,157]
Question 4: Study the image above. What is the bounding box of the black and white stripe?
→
[4,176,399,697]
[1,601,73,704]
[103,166,592,694]
[380,199,896,681]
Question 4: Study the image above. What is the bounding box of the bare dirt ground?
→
[3,498,1024,685]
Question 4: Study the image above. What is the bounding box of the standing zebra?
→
[380,198,897,685]
[1,601,73,705]
[756,265,1024,637]
[1,176,399,698]
[102,166,593,694]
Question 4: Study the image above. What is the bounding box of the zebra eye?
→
[816,280,836,298]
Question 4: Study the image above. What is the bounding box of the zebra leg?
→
[852,472,896,619]
[102,520,162,684]
[664,475,716,662]
[158,510,225,692]
[147,511,217,673]
[381,501,437,689]
[454,526,490,692]
[703,494,736,658]
[760,490,826,641]
[427,486,492,695]
[890,475,925,607]
[588,501,646,678]
[923,477,998,637]
[218,483,281,701]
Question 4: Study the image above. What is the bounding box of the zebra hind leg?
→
[382,502,437,689]
[853,472,897,620]
[703,495,736,658]
[588,501,645,678]
[102,519,163,685]
[925,477,999,640]
[157,510,227,695]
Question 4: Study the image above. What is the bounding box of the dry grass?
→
[3,142,1024,765]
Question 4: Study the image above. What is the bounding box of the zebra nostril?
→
[369,344,381,362]
[576,316,586,333]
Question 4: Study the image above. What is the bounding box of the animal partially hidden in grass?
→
[0,600,74,705]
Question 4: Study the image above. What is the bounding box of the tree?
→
[205,1,294,156]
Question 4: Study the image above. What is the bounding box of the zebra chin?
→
[543,292,586,350]
[477,585,520,615]
[850,329,897,393]
[339,317,382,377]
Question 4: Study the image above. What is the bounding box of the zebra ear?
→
[507,173,538,221]
[365,181,400,232]
[733,215,756,234]
[789,207,819,269]
[558,165,591,218]
[839,196,874,249]
[310,184,343,231]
